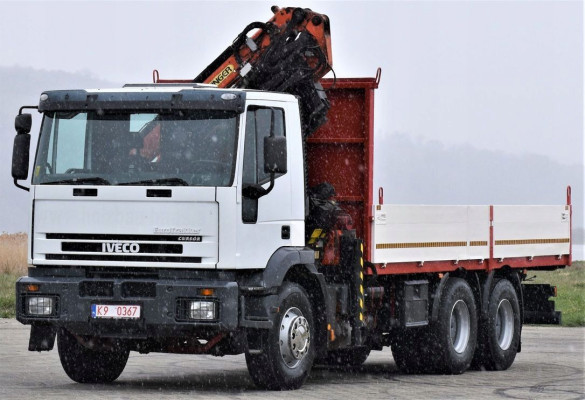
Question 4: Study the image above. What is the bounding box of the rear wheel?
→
[245,282,315,390]
[391,328,436,374]
[429,277,478,374]
[474,279,521,370]
[57,328,129,383]
[393,278,478,374]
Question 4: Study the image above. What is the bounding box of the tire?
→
[321,347,371,367]
[57,328,129,383]
[392,278,478,375]
[391,328,436,374]
[245,282,315,390]
[427,277,478,374]
[474,279,521,371]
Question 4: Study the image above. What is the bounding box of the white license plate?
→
[91,304,141,319]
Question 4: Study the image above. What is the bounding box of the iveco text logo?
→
[102,243,140,253]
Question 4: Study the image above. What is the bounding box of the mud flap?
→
[29,324,57,351]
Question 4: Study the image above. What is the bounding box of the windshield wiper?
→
[118,177,189,186]
[44,177,111,185]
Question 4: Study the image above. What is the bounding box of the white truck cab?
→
[27,85,305,271]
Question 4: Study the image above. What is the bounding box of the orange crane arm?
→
[194,6,333,136]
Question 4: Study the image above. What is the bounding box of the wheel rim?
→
[450,300,471,354]
[495,299,514,350]
[279,307,310,368]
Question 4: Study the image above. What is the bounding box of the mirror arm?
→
[13,178,30,192]
[263,173,275,196]
[242,173,275,200]
[19,105,38,115]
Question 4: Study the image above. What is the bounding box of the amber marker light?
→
[199,288,215,296]
[25,284,39,292]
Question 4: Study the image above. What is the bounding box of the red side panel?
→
[307,75,379,260]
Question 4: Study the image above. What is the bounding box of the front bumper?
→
[16,274,239,338]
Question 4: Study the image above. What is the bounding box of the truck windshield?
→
[33,110,238,186]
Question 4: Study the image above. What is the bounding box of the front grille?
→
[47,233,202,242]
[46,254,201,263]
[61,242,183,254]
[44,233,206,264]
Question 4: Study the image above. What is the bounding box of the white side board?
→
[371,204,570,264]
[492,205,571,259]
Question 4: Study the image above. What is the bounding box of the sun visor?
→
[38,89,246,113]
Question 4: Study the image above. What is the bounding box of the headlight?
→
[188,301,216,320]
[27,296,54,316]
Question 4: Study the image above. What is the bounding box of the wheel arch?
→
[283,265,329,357]
[430,269,481,323]
[241,247,329,356]
[479,267,523,324]
[433,267,523,326]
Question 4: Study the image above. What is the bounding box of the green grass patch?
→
[528,260,585,327]
[0,273,19,318]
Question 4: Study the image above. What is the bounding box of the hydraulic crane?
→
[195,6,332,136]
[159,6,333,136]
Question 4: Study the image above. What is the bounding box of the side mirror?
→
[12,133,31,180]
[263,136,287,174]
[15,113,32,135]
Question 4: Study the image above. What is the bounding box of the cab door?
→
[234,101,305,269]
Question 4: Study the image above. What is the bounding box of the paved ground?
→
[0,319,583,399]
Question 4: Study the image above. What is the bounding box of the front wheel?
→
[245,282,315,390]
[57,328,129,383]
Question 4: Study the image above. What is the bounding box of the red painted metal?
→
[567,185,573,265]
[163,332,226,354]
[567,185,572,206]
[373,255,571,276]
[378,187,384,205]
[152,69,193,84]
[307,74,380,261]
[487,255,571,270]
[375,260,487,276]
[489,205,494,271]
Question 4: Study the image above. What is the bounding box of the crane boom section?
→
[194,6,333,135]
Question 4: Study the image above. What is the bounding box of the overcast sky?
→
[0,1,583,253]
[1,1,581,163]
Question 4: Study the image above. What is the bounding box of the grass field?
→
[0,232,27,318]
[0,233,583,324]
[530,260,585,327]
[0,232,26,275]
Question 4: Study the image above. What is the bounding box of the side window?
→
[53,113,87,173]
[242,107,285,223]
